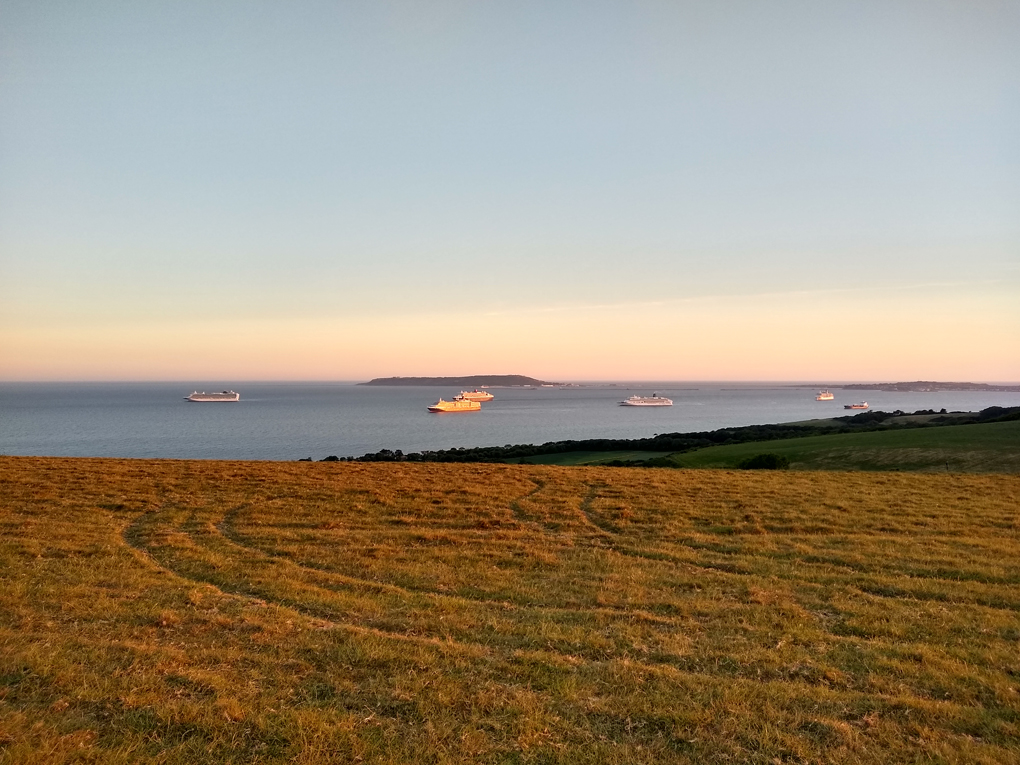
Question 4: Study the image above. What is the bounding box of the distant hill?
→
[842,381,1020,392]
[359,375,558,387]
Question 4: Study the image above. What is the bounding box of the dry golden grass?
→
[1,456,1018,763]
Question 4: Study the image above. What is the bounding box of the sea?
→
[2,382,1018,461]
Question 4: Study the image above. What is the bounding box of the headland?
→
[840,380,1020,392]
[359,375,558,387]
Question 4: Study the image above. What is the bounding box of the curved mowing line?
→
[572,483,767,581]
[576,481,616,539]
[129,502,692,632]
[121,504,182,573]
[123,506,713,669]
[847,583,1020,614]
[217,504,412,598]
[123,507,829,687]
[122,507,496,654]
[574,486,1020,607]
[121,506,994,696]
[636,531,1020,589]
[507,476,547,526]
[216,503,683,624]
[123,509,502,656]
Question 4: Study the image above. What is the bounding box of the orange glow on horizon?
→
[2,285,1017,382]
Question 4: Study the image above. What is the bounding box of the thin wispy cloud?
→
[482,278,1009,319]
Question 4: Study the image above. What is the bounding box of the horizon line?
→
[2,378,1020,386]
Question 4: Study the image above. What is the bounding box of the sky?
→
[1,0,1018,382]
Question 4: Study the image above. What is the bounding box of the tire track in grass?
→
[508,477,547,525]
[123,505,862,691]
[128,503,742,681]
[126,503,698,656]
[127,506,994,717]
[576,481,616,540]
[576,483,1020,613]
[575,481,764,579]
[122,496,1005,700]
[127,500,830,685]
[216,502,684,625]
[122,506,500,655]
[509,474,613,539]
[214,475,745,623]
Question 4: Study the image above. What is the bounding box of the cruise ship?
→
[619,394,673,407]
[428,398,481,413]
[454,389,494,402]
[815,390,835,401]
[185,390,240,402]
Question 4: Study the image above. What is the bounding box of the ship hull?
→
[428,399,481,413]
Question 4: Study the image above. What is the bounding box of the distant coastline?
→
[359,375,559,387]
[343,404,1020,465]
[840,381,1020,393]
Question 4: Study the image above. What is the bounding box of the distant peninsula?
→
[841,381,1020,393]
[359,375,559,387]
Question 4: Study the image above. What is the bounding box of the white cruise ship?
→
[619,393,673,407]
[185,390,240,402]
[815,390,835,401]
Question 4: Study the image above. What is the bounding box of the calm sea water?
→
[2,382,1018,461]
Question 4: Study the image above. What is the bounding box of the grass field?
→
[670,420,1020,473]
[1,457,1019,763]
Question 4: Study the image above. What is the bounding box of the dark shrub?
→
[642,455,677,468]
[737,453,790,470]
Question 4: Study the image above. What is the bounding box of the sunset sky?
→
[1,1,1017,382]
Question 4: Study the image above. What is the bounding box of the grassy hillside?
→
[351,406,1020,465]
[670,419,1020,473]
[1,457,1019,763]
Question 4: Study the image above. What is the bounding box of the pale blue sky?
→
[1,1,1017,380]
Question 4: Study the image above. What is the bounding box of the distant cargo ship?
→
[428,398,481,413]
[815,390,834,401]
[844,402,869,410]
[185,390,240,402]
[455,389,494,402]
[619,394,673,407]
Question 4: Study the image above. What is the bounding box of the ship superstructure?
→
[454,389,494,402]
